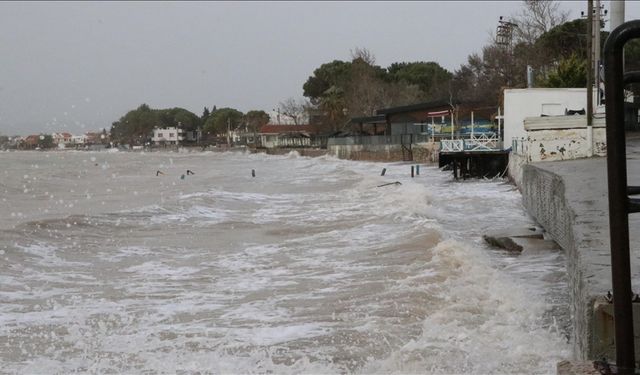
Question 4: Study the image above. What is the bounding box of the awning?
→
[425,110,451,117]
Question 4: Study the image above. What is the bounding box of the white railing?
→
[440,139,464,152]
[466,133,499,151]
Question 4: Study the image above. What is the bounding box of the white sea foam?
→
[0,151,570,373]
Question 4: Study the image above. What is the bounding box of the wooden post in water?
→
[411,165,414,178]
[416,165,420,175]
[381,168,386,176]
[252,169,255,177]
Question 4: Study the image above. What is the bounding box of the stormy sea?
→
[0,150,570,373]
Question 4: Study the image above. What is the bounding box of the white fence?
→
[441,136,502,152]
[440,139,464,152]
[465,133,500,151]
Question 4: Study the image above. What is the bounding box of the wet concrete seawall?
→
[520,157,640,362]
[328,142,439,163]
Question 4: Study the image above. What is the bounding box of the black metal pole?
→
[604,20,640,370]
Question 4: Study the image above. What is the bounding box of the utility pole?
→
[496,16,518,87]
[227,117,231,146]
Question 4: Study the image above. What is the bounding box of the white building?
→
[503,88,600,150]
[52,132,73,146]
[72,134,87,145]
[152,127,184,145]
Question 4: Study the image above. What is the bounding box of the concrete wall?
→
[508,115,606,188]
[523,116,606,162]
[521,164,590,360]
[525,128,606,162]
[328,142,439,163]
[504,88,598,150]
[507,152,528,188]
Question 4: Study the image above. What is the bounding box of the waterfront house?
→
[72,134,87,145]
[52,132,73,147]
[85,131,108,145]
[152,127,184,146]
[331,100,502,165]
[348,100,498,140]
[22,135,41,149]
[258,124,317,148]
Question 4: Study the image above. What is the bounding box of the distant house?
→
[152,127,184,145]
[52,132,73,147]
[258,124,317,148]
[22,135,41,149]
[72,134,87,145]
[85,131,106,145]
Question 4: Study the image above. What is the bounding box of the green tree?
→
[536,18,590,62]
[303,49,428,125]
[203,107,244,135]
[201,107,210,122]
[156,107,201,131]
[244,110,270,133]
[303,60,352,104]
[110,104,158,145]
[387,61,452,99]
[319,86,348,132]
[0,135,8,148]
[541,53,587,88]
[39,134,54,149]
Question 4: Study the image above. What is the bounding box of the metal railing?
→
[440,139,464,152]
[603,19,640,370]
[440,137,502,153]
[512,137,528,156]
[466,133,500,151]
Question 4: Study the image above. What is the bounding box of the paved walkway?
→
[524,134,640,362]
[531,136,640,296]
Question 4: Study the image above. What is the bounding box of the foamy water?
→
[0,150,570,373]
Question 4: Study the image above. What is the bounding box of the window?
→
[169,133,174,138]
[158,133,163,138]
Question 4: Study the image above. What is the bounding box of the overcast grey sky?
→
[1,1,638,135]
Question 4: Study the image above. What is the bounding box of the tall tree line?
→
[110,104,270,145]
[303,0,639,132]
